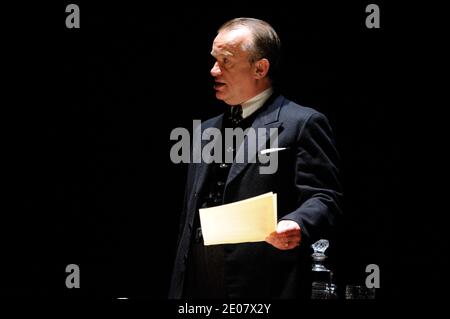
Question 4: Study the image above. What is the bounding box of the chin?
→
[215,92,234,105]
[215,92,226,101]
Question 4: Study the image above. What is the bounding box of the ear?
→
[254,58,270,79]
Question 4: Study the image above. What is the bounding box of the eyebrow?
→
[210,49,234,58]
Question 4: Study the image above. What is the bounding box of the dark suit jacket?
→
[169,94,342,298]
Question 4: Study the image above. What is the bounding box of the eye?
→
[222,57,229,65]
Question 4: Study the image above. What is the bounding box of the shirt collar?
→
[239,87,274,119]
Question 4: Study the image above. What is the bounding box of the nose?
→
[210,62,221,77]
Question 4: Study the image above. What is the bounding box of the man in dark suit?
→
[169,18,342,299]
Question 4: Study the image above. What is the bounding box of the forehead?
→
[211,27,252,57]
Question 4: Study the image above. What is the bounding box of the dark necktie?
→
[229,105,243,126]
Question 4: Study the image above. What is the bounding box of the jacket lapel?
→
[226,95,284,186]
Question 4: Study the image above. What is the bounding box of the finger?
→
[265,235,275,245]
[265,231,277,242]
[278,237,294,249]
[276,227,300,236]
[280,239,296,250]
[275,240,290,250]
[269,236,288,249]
[272,231,300,240]
[267,231,277,237]
[279,235,301,247]
[284,234,301,241]
[267,233,300,250]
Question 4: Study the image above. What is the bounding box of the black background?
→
[3,1,446,303]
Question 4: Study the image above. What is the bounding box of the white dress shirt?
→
[238,87,274,119]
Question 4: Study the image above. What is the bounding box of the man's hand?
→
[265,220,301,250]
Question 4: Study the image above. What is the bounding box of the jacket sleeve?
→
[280,112,343,244]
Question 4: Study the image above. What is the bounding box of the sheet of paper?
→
[199,192,277,245]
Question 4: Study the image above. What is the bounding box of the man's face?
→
[210,28,258,105]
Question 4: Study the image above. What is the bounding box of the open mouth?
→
[214,81,226,89]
